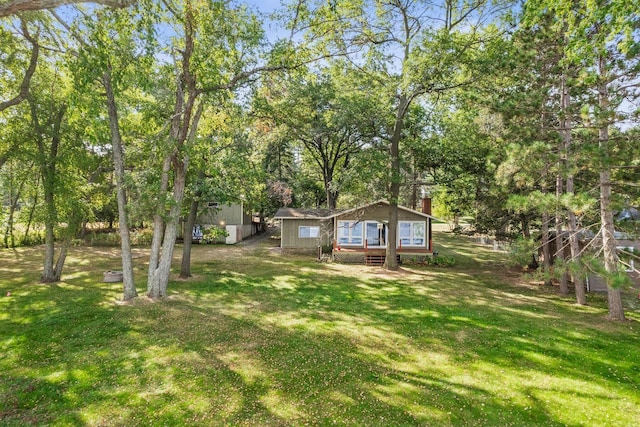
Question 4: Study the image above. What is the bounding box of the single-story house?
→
[586,234,640,292]
[273,199,435,264]
[541,228,640,293]
[183,201,262,244]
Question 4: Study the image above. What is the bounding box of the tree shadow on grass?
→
[2,239,640,425]
[166,257,640,424]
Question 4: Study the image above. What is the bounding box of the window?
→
[617,246,636,272]
[299,226,320,239]
[337,221,363,245]
[398,221,426,246]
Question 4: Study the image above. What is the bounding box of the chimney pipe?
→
[422,197,432,216]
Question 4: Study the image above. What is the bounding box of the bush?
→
[87,231,120,246]
[131,228,154,246]
[203,225,228,243]
[426,254,456,267]
[508,237,538,269]
[18,231,45,247]
[401,254,456,267]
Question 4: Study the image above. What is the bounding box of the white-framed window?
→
[398,221,426,247]
[299,226,320,239]
[617,246,636,272]
[337,221,363,245]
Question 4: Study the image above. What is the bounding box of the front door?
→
[366,222,387,247]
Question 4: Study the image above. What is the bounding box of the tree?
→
[24,57,88,282]
[255,66,373,209]
[146,0,274,298]
[500,10,572,291]
[291,0,509,269]
[59,3,156,300]
[524,0,640,320]
[179,105,260,279]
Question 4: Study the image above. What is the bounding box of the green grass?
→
[1,233,639,426]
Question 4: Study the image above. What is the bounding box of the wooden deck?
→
[332,246,431,254]
[332,246,431,265]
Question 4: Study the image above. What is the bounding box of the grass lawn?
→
[1,232,639,426]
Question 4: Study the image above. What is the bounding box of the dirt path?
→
[237,225,280,249]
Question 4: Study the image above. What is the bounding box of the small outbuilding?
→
[586,233,640,292]
[181,200,263,244]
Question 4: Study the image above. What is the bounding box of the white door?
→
[365,222,387,247]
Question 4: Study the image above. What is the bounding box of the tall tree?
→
[146,0,277,298]
[523,0,640,319]
[24,56,87,282]
[61,2,156,300]
[255,66,372,208]
[291,0,508,269]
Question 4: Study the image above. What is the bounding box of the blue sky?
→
[245,0,282,12]
[244,0,290,42]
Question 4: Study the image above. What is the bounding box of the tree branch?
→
[0,0,136,17]
[0,20,38,112]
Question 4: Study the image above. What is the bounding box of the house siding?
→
[281,218,333,248]
[199,202,245,226]
[587,238,640,292]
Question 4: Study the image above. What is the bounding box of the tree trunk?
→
[521,214,530,238]
[41,210,56,282]
[327,189,338,210]
[22,185,38,246]
[103,69,137,300]
[40,140,57,282]
[52,240,68,281]
[147,96,202,297]
[40,175,71,283]
[31,101,66,283]
[148,158,188,298]
[555,168,568,294]
[411,163,418,211]
[561,69,586,305]
[601,166,625,320]
[4,177,23,248]
[0,0,136,18]
[180,197,199,279]
[147,154,171,293]
[567,208,586,304]
[180,166,207,279]
[384,95,407,271]
[541,211,552,286]
[598,57,625,320]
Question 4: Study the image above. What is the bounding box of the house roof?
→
[273,200,437,220]
[333,199,436,220]
[273,207,344,219]
[617,207,640,221]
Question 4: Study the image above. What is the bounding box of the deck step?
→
[365,254,385,266]
[364,254,401,266]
